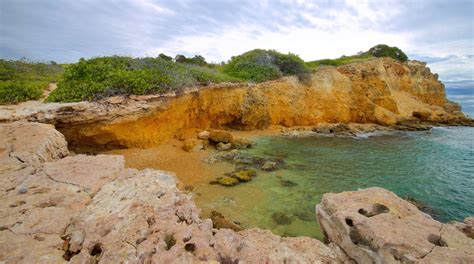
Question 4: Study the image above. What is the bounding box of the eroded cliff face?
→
[0,58,468,149]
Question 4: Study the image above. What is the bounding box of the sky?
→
[1,0,473,114]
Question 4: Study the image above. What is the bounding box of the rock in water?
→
[210,211,242,231]
[216,142,232,151]
[261,161,277,171]
[230,169,256,182]
[316,187,474,263]
[217,176,240,186]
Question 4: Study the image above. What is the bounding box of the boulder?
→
[450,217,474,239]
[412,110,431,121]
[208,130,233,143]
[231,138,252,149]
[0,121,68,167]
[261,161,277,171]
[197,130,210,140]
[210,211,242,231]
[216,142,232,151]
[316,187,474,263]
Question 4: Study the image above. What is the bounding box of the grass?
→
[0,59,64,104]
[306,53,374,68]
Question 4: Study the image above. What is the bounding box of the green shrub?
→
[47,56,239,102]
[0,80,44,103]
[223,49,309,82]
[306,53,373,68]
[0,59,64,104]
[367,44,408,62]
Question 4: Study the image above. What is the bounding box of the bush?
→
[306,53,373,68]
[0,59,63,104]
[47,56,239,102]
[367,44,408,62]
[223,49,309,82]
[0,80,44,103]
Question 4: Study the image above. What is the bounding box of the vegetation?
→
[0,59,63,103]
[306,53,373,68]
[1,44,409,103]
[223,49,309,82]
[164,234,176,250]
[367,44,408,62]
[47,56,239,102]
[306,44,408,68]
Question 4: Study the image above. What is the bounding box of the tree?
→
[368,44,408,62]
[158,53,172,61]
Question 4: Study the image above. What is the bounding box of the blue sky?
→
[1,0,473,114]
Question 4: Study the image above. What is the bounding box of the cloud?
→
[0,0,472,92]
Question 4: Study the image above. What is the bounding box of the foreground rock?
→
[0,121,341,263]
[316,187,474,263]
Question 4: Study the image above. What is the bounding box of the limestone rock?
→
[0,121,68,167]
[197,130,210,140]
[316,187,474,263]
[210,211,242,231]
[208,130,233,144]
[216,142,232,151]
[261,161,277,171]
[450,217,474,239]
[231,137,252,149]
[42,154,124,195]
[213,228,340,263]
[412,110,431,121]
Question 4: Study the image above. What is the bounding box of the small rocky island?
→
[1,56,473,263]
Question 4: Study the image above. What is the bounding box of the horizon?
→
[1,0,473,114]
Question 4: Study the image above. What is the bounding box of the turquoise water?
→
[195,127,474,239]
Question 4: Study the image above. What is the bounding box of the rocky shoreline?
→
[1,121,473,263]
[1,57,474,263]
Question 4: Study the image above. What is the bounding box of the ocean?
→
[195,127,474,239]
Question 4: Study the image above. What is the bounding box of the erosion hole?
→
[89,243,103,256]
[358,203,390,217]
[184,243,196,253]
[345,218,354,226]
[427,234,447,247]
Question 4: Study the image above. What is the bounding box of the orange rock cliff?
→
[0,57,469,149]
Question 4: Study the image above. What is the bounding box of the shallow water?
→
[194,127,474,239]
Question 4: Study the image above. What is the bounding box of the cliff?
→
[0,58,470,149]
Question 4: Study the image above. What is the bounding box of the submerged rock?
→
[216,176,240,186]
[229,169,256,182]
[261,161,277,171]
[280,179,298,187]
[210,211,242,231]
[216,142,232,151]
[231,138,252,149]
[272,212,294,225]
[316,187,474,263]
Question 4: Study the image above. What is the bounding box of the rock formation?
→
[0,58,471,150]
[1,122,473,263]
[0,121,341,263]
[316,187,474,263]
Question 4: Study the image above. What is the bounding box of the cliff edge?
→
[0,58,471,149]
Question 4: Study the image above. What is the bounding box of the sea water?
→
[194,127,474,239]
